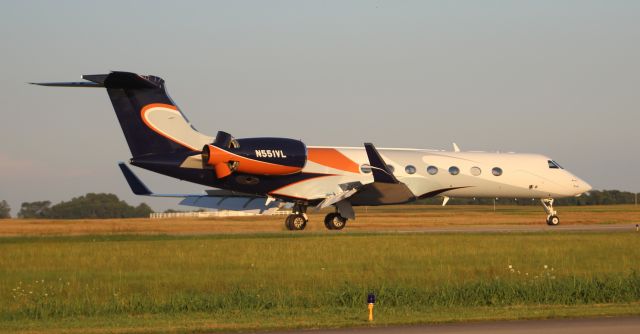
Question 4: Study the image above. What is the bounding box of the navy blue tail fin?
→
[33,71,208,158]
[103,72,190,157]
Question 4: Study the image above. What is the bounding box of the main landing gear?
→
[285,203,308,231]
[284,203,350,231]
[285,214,307,230]
[324,212,348,230]
[541,198,560,226]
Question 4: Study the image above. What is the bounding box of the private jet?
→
[34,72,591,230]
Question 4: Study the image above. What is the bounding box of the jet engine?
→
[202,131,307,178]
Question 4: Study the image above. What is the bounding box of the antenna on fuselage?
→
[453,143,461,152]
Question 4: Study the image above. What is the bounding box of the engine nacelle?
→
[202,134,307,178]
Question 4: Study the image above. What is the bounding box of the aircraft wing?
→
[118,163,284,214]
[315,187,360,210]
[315,143,416,219]
[346,143,416,206]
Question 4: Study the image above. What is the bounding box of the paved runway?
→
[387,223,638,234]
[183,223,637,237]
[265,317,640,334]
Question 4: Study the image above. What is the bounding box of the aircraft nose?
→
[572,177,592,195]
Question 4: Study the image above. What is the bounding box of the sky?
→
[0,1,639,215]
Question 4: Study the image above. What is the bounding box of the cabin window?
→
[492,167,503,176]
[405,165,416,174]
[360,164,372,174]
[470,166,481,176]
[427,165,438,175]
[449,166,460,175]
[387,165,395,173]
[548,160,564,169]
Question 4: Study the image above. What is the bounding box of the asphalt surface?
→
[264,317,640,334]
[386,223,638,234]
[172,222,637,237]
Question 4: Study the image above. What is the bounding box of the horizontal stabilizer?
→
[30,81,103,88]
[31,71,162,89]
[101,71,161,89]
[82,74,108,84]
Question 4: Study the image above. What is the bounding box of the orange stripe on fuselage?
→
[307,148,360,174]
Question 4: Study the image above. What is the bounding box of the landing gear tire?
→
[285,214,307,231]
[541,198,560,226]
[547,215,560,226]
[324,213,347,230]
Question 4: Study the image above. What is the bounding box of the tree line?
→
[0,193,152,219]
[0,200,10,219]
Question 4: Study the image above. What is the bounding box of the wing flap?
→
[179,196,282,214]
[315,188,359,210]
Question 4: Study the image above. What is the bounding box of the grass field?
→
[1,205,639,333]
[2,204,639,236]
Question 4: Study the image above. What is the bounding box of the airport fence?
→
[149,210,290,219]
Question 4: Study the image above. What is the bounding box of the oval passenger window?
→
[405,165,416,174]
[360,164,372,174]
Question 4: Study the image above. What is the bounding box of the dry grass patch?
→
[1,205,639,237]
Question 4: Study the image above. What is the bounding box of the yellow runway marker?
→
[367,293,376,321]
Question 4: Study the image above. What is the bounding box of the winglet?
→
[118,162,152,195]
[364,143,399,184]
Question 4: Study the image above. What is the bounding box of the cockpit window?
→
[548,160,564,169]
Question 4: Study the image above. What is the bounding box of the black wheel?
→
[324,213,347,230]
[547,215,560,226]
[285,215,294,230]
[324,213,334,230]
[286,214,307,231]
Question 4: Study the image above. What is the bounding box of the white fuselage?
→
[119,100,591,203]
[270,147,592,201]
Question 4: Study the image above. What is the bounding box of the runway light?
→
[367,293,376,322]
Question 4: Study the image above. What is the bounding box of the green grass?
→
[1,232,639,333]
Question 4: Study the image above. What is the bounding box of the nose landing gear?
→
[541,198,560,226]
